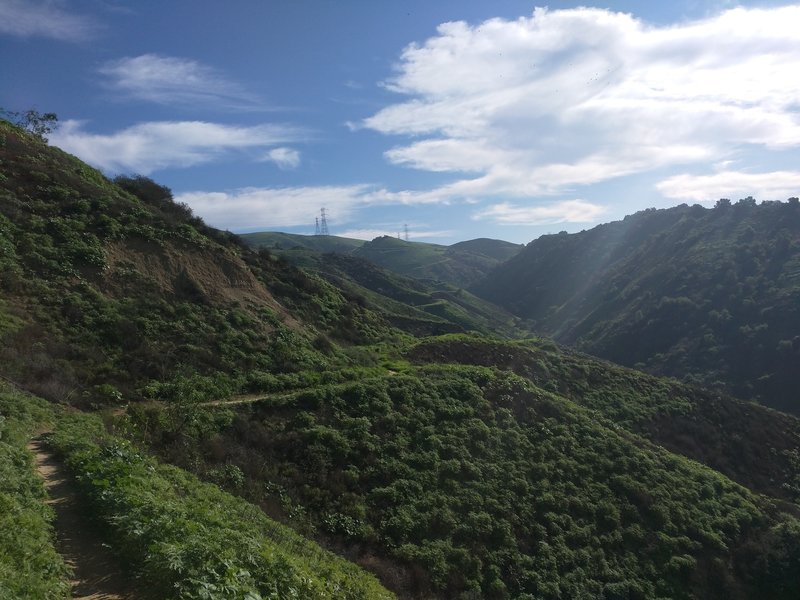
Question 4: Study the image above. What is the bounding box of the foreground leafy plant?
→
[48,410,393,600]
[0,384,70,599]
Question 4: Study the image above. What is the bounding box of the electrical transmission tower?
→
[404,224,409,241]
[314,217,320,236]
[319,207,330,236]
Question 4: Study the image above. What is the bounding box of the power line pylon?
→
[319,207,329,236]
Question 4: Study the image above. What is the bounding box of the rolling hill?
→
[472,201,800,415]
[2,119,800,599]
[241,230,366,254]
[242,231,523,288]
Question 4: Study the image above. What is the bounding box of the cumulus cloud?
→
[261,147,301,170]
[364,5,800,200]
[656,170,800,202]
[174,184,459,232]
[472,200,606,226]
[50,119,304,174]
[175,185,375,231]
[0,0,97,41]
[98,54,263,109]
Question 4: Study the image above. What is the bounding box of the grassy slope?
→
[406,335,800,506]
[0,384,70,599]
[472,202,800,414]
[0,122,392,406]
[241,233,523,290]
[241,231,366,254]
[4,121,800,599]
[0,382,393,599]
[353,236,521,288]
[277,251,527,338]
[146,362,800,599]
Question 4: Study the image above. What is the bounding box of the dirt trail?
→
[29,438,138,600]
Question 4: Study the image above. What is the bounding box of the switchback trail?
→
[29,438,138,600]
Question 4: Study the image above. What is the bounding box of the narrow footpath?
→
[28,438,137,600]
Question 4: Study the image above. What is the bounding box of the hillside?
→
[354,235,523,288]
[249,247,527,338]
[243,231,523,288]
[2,121,800,599]
[241,231,366,254]
[0,121,395,406]
[132,339,800,599]
[472,202,800,415]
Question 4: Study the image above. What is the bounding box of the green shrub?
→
[0,384,70,599]
[48,411,394,600]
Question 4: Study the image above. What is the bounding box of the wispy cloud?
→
[657,170,800,202]
[472,200,606,226]
[175,185,375,231]
[50,120,305,174]
[363,5,800,202]
[98,54,264,109]
[0,0,98,41]
[174,184,458,232]
[261,147,301,170]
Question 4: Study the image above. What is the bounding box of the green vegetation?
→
[0,121,389,405]
[48,410,393,600]
[279,251,527,338]
[130,364,800,599]
[242,231,522,289]
[0,384,70,599]
[472,202,800,415]
[241,231,366,254]
[407,334,800,504]
[353,235,522,288]
[0,107,59,141]
[3,116,800,599]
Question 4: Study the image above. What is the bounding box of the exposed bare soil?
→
[29,438,138,600]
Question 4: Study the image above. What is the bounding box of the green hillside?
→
[255,247,527,338]
[351,235,522,287]
[243,231,523,288]
[472,202,800,415]
[130,341,800,599]
[2,120,800,599]
[0,382,393,599]
[0,121,393,406]
[241,231,366,254]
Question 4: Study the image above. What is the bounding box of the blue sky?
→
[2,0,800,244]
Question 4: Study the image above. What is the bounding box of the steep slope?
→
[136,357,800,599]
[5,120,800,600]
[242,231,523,288]
[241,231,366,254]
[255,249,527,338]
[472,202,800,414]
[0,383,394,599]
[0,122,388,406]
[353,235,522,287]
[406,335,800,506]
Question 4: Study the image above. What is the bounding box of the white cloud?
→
[364,5,800,200]
[472,200,606,225]
[99,54,263,109]
[261,147,301,170]
[176,185,375,231]
[174,184,460,232]
[0,0,97,41]
[656,170,800,202]
[50,119,304,174]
